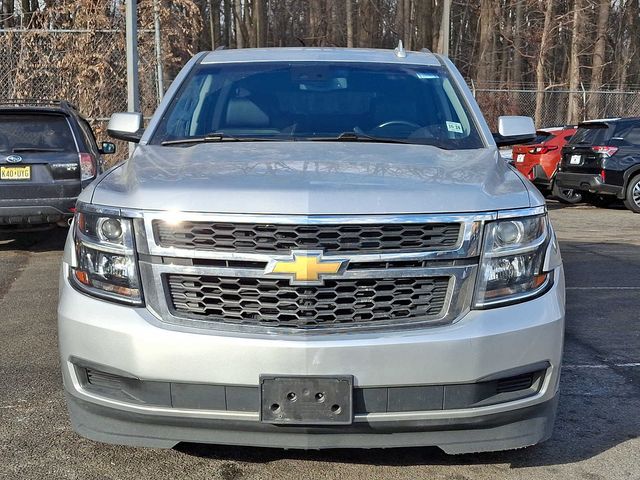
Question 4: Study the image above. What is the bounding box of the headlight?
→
[69,211,143,305]
[474,214,553,308]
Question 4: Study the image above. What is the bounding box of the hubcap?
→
[633,181,640,207]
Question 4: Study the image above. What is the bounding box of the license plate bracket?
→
[0,165,31,180]
[260,375,353,425]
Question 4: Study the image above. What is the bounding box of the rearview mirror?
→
[493,116,536,147]
[100,141,116,155]
[107,112,144,143]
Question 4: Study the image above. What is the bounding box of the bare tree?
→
[255,0,267,47]
[567,0,584,124]
[587,0,611,118]
[476,0,496,87]
[346,0,354,47]
[511,0,524,85]
[534,0,555,126]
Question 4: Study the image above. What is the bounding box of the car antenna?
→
[394,40,407,58]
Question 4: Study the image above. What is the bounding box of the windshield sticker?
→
[446,121,464,134]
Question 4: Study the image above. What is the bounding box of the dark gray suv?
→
[0,100,115,226]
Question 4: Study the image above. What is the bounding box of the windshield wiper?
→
[308,131,451,148]
[308,132,415,145]
[12,147,65,153]
[161,132,278,146]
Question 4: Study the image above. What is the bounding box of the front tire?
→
[551,183,583,204]
[623,175,640,213]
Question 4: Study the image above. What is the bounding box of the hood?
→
[89,142,533,215]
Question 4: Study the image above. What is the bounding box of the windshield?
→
[0,114,76,153]
[151,62,484,149]
[569,125,611,146]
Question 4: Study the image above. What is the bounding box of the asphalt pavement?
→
[1,201,639,480]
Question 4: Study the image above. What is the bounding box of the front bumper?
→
[58,264,565,453]
[0,196,76,225]
[555,172,623,197]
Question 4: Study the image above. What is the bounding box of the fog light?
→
[99,218,123,242]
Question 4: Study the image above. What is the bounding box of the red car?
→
[512,126,579,203]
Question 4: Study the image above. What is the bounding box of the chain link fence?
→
[474,87,640,129]
[0,28,162,160]
[3,29,640,154]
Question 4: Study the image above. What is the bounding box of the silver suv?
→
[58,47,565,454]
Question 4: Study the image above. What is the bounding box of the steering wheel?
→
[374,120,421,130]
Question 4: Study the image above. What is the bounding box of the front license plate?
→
[260,375,353,425]
[569,154,582,165]
[0,165,31,180]
[516,153,525,163]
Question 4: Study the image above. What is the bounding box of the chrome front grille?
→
[134,212,488,333]
[153,220,461,254]
[166,274,450,329]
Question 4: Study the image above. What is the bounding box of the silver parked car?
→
[58,47,565,454]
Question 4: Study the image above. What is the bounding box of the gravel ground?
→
[1,201,639,480]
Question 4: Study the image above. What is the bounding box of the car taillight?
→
[601,169,606,182]
[79,153,96,181]
[591,146,618,158]
[528,146,558,154]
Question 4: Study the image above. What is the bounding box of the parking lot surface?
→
[1,202,639,480]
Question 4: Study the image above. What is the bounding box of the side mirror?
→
[100,141,116,155]
[493,116,536,147]
[107,112,144,143]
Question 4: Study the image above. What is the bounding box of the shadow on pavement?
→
[545,198,627,211]
[0,226,68,252]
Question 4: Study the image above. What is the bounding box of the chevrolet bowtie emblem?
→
[265,251,348,285]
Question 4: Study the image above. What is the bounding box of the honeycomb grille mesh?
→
[154,221,461,254]
[166,274,450,329]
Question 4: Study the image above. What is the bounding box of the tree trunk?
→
[403,0,412,49]
[346,0,354,47]
[21,0,33,27]
[512,0,524,85]
[255,0,267,47]
[587,0,610,118]
[453,0,471,63]
[232,0,248,48]
[567,0,584,124]
[534,0,555,127]
[223,0,232,47]
[476,0,496,87]
[1,0,15,28]
[358,0,371,47]
[212,0,221,48]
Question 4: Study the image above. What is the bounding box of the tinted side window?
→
[77,118,100,155]
[0,114,77,153]
[615,125,640,147]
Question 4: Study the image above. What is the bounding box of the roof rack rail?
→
[214,45,226,51]
[0,99,78,110]
[420,48,432,54]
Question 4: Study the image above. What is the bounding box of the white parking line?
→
[563,363,640,369]
[566,286,640,290]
